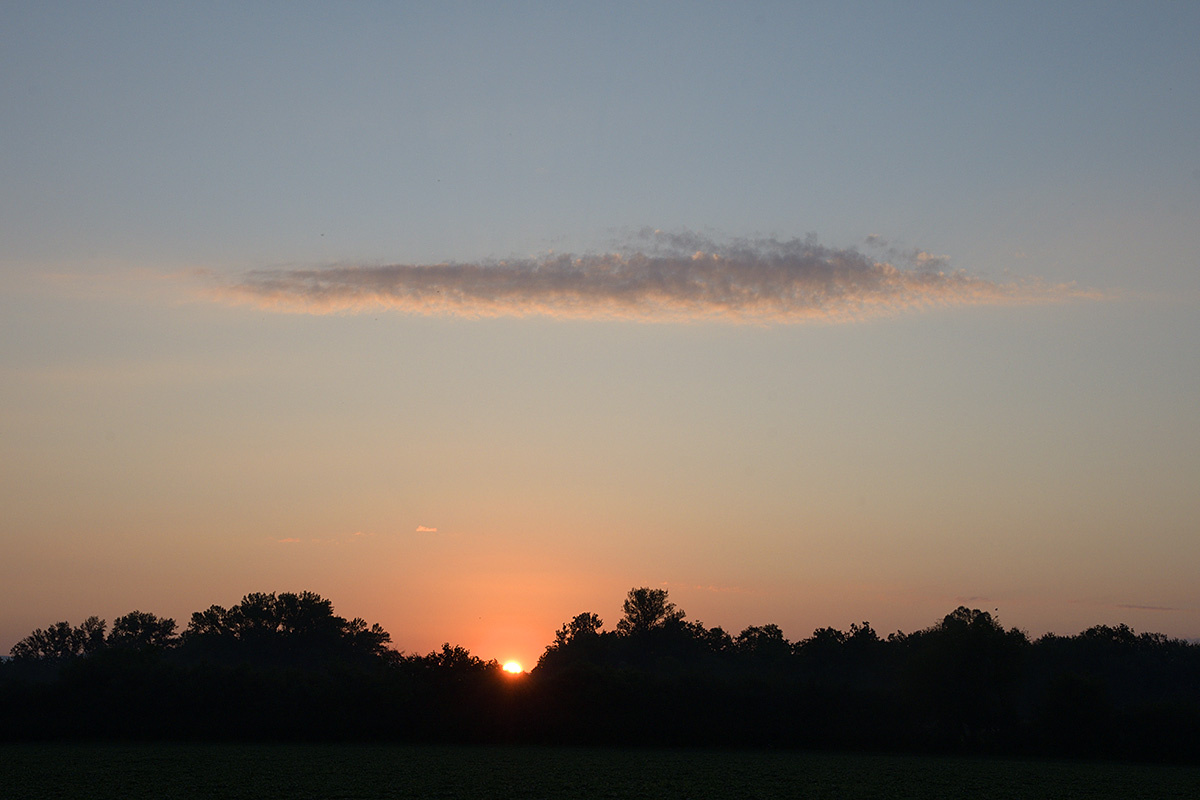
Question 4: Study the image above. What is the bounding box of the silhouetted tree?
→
[10,617,106,660]
[5,588,1200,757]
[185,591,339,640]
[10,622,75,661]
[107,611,177,650]
[554,612,604,647]
[342,615,393,659]
[904,607,1028,747]
[616,587,684,636]
[181,591,391,665]
[536,612,609,674]
[416,643,496,672]
[75,616,107,655]
[735,624,791,660]
[690,621,733,655]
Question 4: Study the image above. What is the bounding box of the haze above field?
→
[2,2,1198,668]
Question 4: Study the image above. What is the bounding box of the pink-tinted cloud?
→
[210,231,1099,324]
[415,525,438,533]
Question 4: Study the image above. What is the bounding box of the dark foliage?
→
[3,588,1198,762]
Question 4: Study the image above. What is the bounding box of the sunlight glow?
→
[502,660,524,674]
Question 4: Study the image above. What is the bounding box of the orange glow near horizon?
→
[502,660,524,675]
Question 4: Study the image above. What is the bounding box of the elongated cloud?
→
[212,231,1097,324]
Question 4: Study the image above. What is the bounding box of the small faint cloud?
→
[416,525,438,533]
[207,230,1100,325]
[1072,598,1183,613]
[1116,604,1180,612]
[912,250,950,271]
[276,537,301,544]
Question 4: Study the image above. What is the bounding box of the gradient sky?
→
[3,2,1199,668]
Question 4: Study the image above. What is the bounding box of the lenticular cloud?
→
[213,232,1094,324]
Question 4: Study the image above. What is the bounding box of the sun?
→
[502,660,524,675]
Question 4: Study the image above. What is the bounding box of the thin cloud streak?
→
[1116,604,1181,612]
[211,232,1099,324]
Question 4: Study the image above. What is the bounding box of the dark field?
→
[2,744,1198,800]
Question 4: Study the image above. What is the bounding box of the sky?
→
[2,2,1198,669]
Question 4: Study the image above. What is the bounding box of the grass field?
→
[2,743,1197,799]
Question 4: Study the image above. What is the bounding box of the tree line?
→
[3,588,1198,761]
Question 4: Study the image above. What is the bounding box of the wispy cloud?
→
[416,525,438,533]
[1115,603,1180,612]
[1072,597,1185,613]
[210,230,1099,324]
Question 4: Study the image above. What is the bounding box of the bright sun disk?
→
[502,660,523,674]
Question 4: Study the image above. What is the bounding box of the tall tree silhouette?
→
[616,587,684,636]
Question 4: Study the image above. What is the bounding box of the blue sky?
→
[2,2,1198,665]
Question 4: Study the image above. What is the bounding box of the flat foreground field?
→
[2,743,1197,800]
